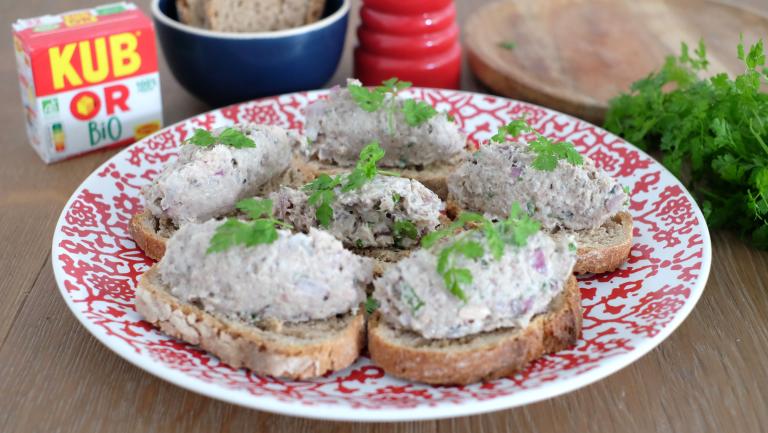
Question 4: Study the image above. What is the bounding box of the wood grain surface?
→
[465,0,768,123]
[1,1,767,432]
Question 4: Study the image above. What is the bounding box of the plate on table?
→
[51,88,711,421]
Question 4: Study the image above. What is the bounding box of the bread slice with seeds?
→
[136,266,365,379]
[367,275,581,385]
[204,0,326,32]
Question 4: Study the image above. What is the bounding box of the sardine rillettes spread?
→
[270,175,443,249]
[143,123,292,225]
[303,79,467,168]
[373,229,577,340]
[158,220,372,324]
[447,141,627,231]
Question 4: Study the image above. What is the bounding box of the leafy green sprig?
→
[604,37,768,248]
[207,198,292,254]
[348,78,439,134]
[393,219,419,246]
[491,119,583,171]
[421,203,541,301]
[303,141,396,227]
[187,127,256,149]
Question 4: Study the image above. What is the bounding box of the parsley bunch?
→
[187,127,256,148]
[348,78,438,134]
[492,119,583,171]
[207,198,292,253]
[304,141,395,227]
[421,203,541,301]
[604,37,768,248]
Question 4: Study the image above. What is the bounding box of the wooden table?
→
[1,1,767,431]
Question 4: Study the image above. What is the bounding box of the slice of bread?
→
[295,158,461,200]
[136,266,365,379]
[446,201,632,275]
[367,275,581,385]
[176,0,206,27]
[560,211,633,275]
[204,0,326,32]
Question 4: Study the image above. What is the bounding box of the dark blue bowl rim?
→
[151,0,350,39]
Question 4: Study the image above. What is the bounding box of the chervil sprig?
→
[304,141,394,227]
[422,203,541,301]
[207,198,291,254]
[187,127,256,149]
[491,119,583,171]
[393,219,419,246]
[604,36,768,248]
[347,78,439,134]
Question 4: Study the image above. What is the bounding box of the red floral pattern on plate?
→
[51,89,710,421]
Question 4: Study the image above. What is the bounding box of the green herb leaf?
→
[426,202,540,301]
[348,84,386,112]
[604,37,768,248]
[187,129,216,147]
[498,41,516,50]
[217,127,256,148]
[207,199,288,254]
[236,198,274,220]
[303,141,390,227]
[365,296,379,314]
[393,219,419,242]
[401,285,425,312]
[402,99,438,126]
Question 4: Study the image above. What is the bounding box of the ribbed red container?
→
[354,0,461,89]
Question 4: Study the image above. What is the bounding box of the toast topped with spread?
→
[298,79,469,198]
[447,119,633,274]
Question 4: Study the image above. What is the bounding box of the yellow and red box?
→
[12,2,163,163]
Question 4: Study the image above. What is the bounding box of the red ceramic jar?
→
[354,0,461,89]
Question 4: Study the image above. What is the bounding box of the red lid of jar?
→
[357,23,459,59]
[359,3,456,35]
[362,0,454,14]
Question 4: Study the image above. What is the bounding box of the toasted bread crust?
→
[129,210,167,261]
[367,275,581,385]
[136,266,365,379]
[446,199,633,274]
[572,211,633,274]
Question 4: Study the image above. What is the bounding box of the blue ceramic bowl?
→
[151,0,349,107]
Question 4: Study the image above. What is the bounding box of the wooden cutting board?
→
[465,0,768,123]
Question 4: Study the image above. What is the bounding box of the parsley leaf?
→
[493,119,583,170]
[393,219,419,243]
[498,41,516,50]
[303,141,391,227]
[348,84,386,112]
[402,99,438,126]
[207,199,289,254]
[186,127,256,149]
[401,285,425,312]
[423,204,541,301]
[187,129,216,147]
[365,296,379,314]
[217,128,256,148]
[347,78,442,134]
[604,37,768,249]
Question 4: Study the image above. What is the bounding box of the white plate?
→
[52,88,711,421]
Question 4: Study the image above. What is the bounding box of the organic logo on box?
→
[42,98,59,116]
